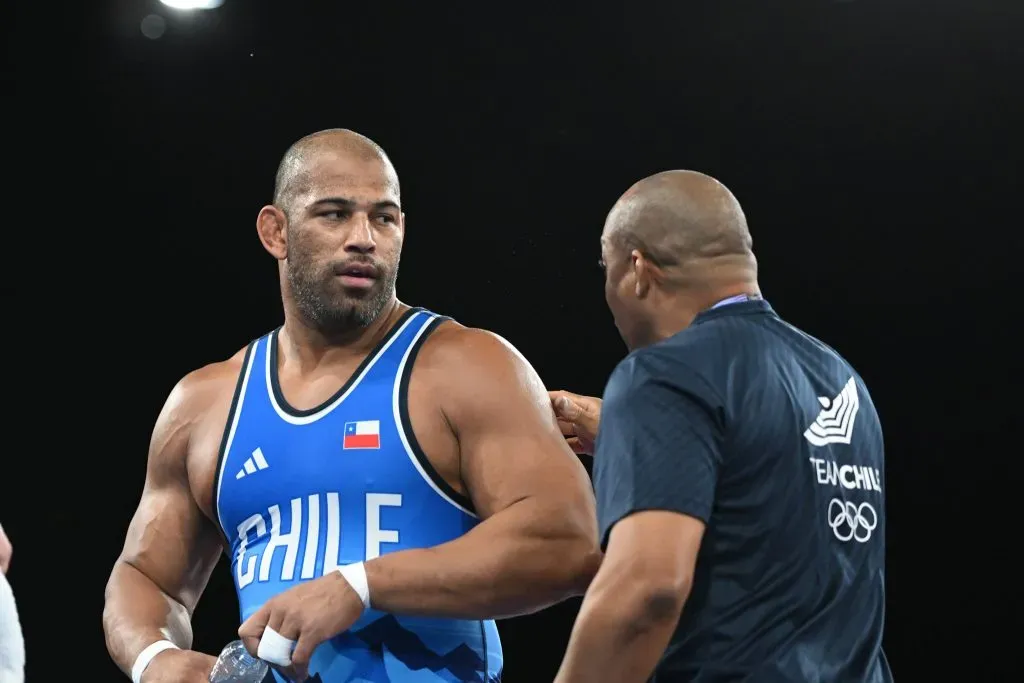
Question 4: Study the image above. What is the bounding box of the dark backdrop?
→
[5,0,1021,681]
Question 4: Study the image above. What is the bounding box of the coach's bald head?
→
[603,170,754,281]
[600,170,760,350]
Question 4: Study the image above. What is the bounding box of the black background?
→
[5,0,1021,681]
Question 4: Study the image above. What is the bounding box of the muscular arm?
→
[555,512,702,683]
[102,371,225,676]
[364,328,601,619]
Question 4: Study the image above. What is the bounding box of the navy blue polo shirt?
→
[593,298,893,683]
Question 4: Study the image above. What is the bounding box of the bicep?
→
[117,383,222,612]
[121,484,221,611]
[449,333,595,523]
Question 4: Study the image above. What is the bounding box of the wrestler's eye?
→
[322,210,350,221]
[597,259,607,271]
[375,214,397,224]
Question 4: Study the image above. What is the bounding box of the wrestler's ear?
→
[257,205,288,261]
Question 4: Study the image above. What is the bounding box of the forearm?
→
[102,561,194,675]
[365,500,600,619]
[554,576,685,683]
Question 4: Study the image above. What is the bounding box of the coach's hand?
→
[549,390,602,455]
[238,571,364,682]
[140,649,216,683]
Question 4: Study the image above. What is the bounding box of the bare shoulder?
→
[419,321,544,394]
[161,346,250,430]
[411,321,594,528]
[150,345,252,513]
[415,320,550,425]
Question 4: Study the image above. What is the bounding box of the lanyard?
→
[709,293,758,309]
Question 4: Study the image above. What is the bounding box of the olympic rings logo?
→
[827,498,877,543]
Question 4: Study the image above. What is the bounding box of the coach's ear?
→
[257,205,288,261]
[631,249,652,299]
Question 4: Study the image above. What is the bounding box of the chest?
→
[235,410,414,485]
[213,321,470,535]
[188,372,455,526]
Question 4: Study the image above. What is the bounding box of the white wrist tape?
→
[336,562,371,610]
[131,640,179,683]
[256,625,295,667]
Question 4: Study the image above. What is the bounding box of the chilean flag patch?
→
[343,420,381,449]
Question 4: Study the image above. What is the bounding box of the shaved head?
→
[273,128,399,212]
[600,170,760,350]
[603,170,753,280]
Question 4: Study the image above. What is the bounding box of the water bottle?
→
[209,639,269,683]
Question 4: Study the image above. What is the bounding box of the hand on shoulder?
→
[548,391,602,455]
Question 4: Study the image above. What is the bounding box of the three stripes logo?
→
[804,377,860,447]
[235,447,270,479]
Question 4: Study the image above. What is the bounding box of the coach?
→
[549,171,893,683]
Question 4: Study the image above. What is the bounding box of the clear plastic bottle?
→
[208,639,269,683]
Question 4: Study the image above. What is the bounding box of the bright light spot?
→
[159,0,225,9]
[140,14,167,39]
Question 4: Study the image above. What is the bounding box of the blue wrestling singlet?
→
[214,308,503,683]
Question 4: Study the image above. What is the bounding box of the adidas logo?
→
[236,447,270,479]
[803,377,860,447]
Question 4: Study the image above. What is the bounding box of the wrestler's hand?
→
[140,649,216,683]
[238,572,364,682]
[549,390,602,455]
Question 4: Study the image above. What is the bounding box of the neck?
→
[280,296,404,370]
[641,282,760,347]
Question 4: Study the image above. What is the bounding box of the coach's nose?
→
[344,214,376,253]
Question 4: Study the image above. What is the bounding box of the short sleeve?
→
[593,354,723,549]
